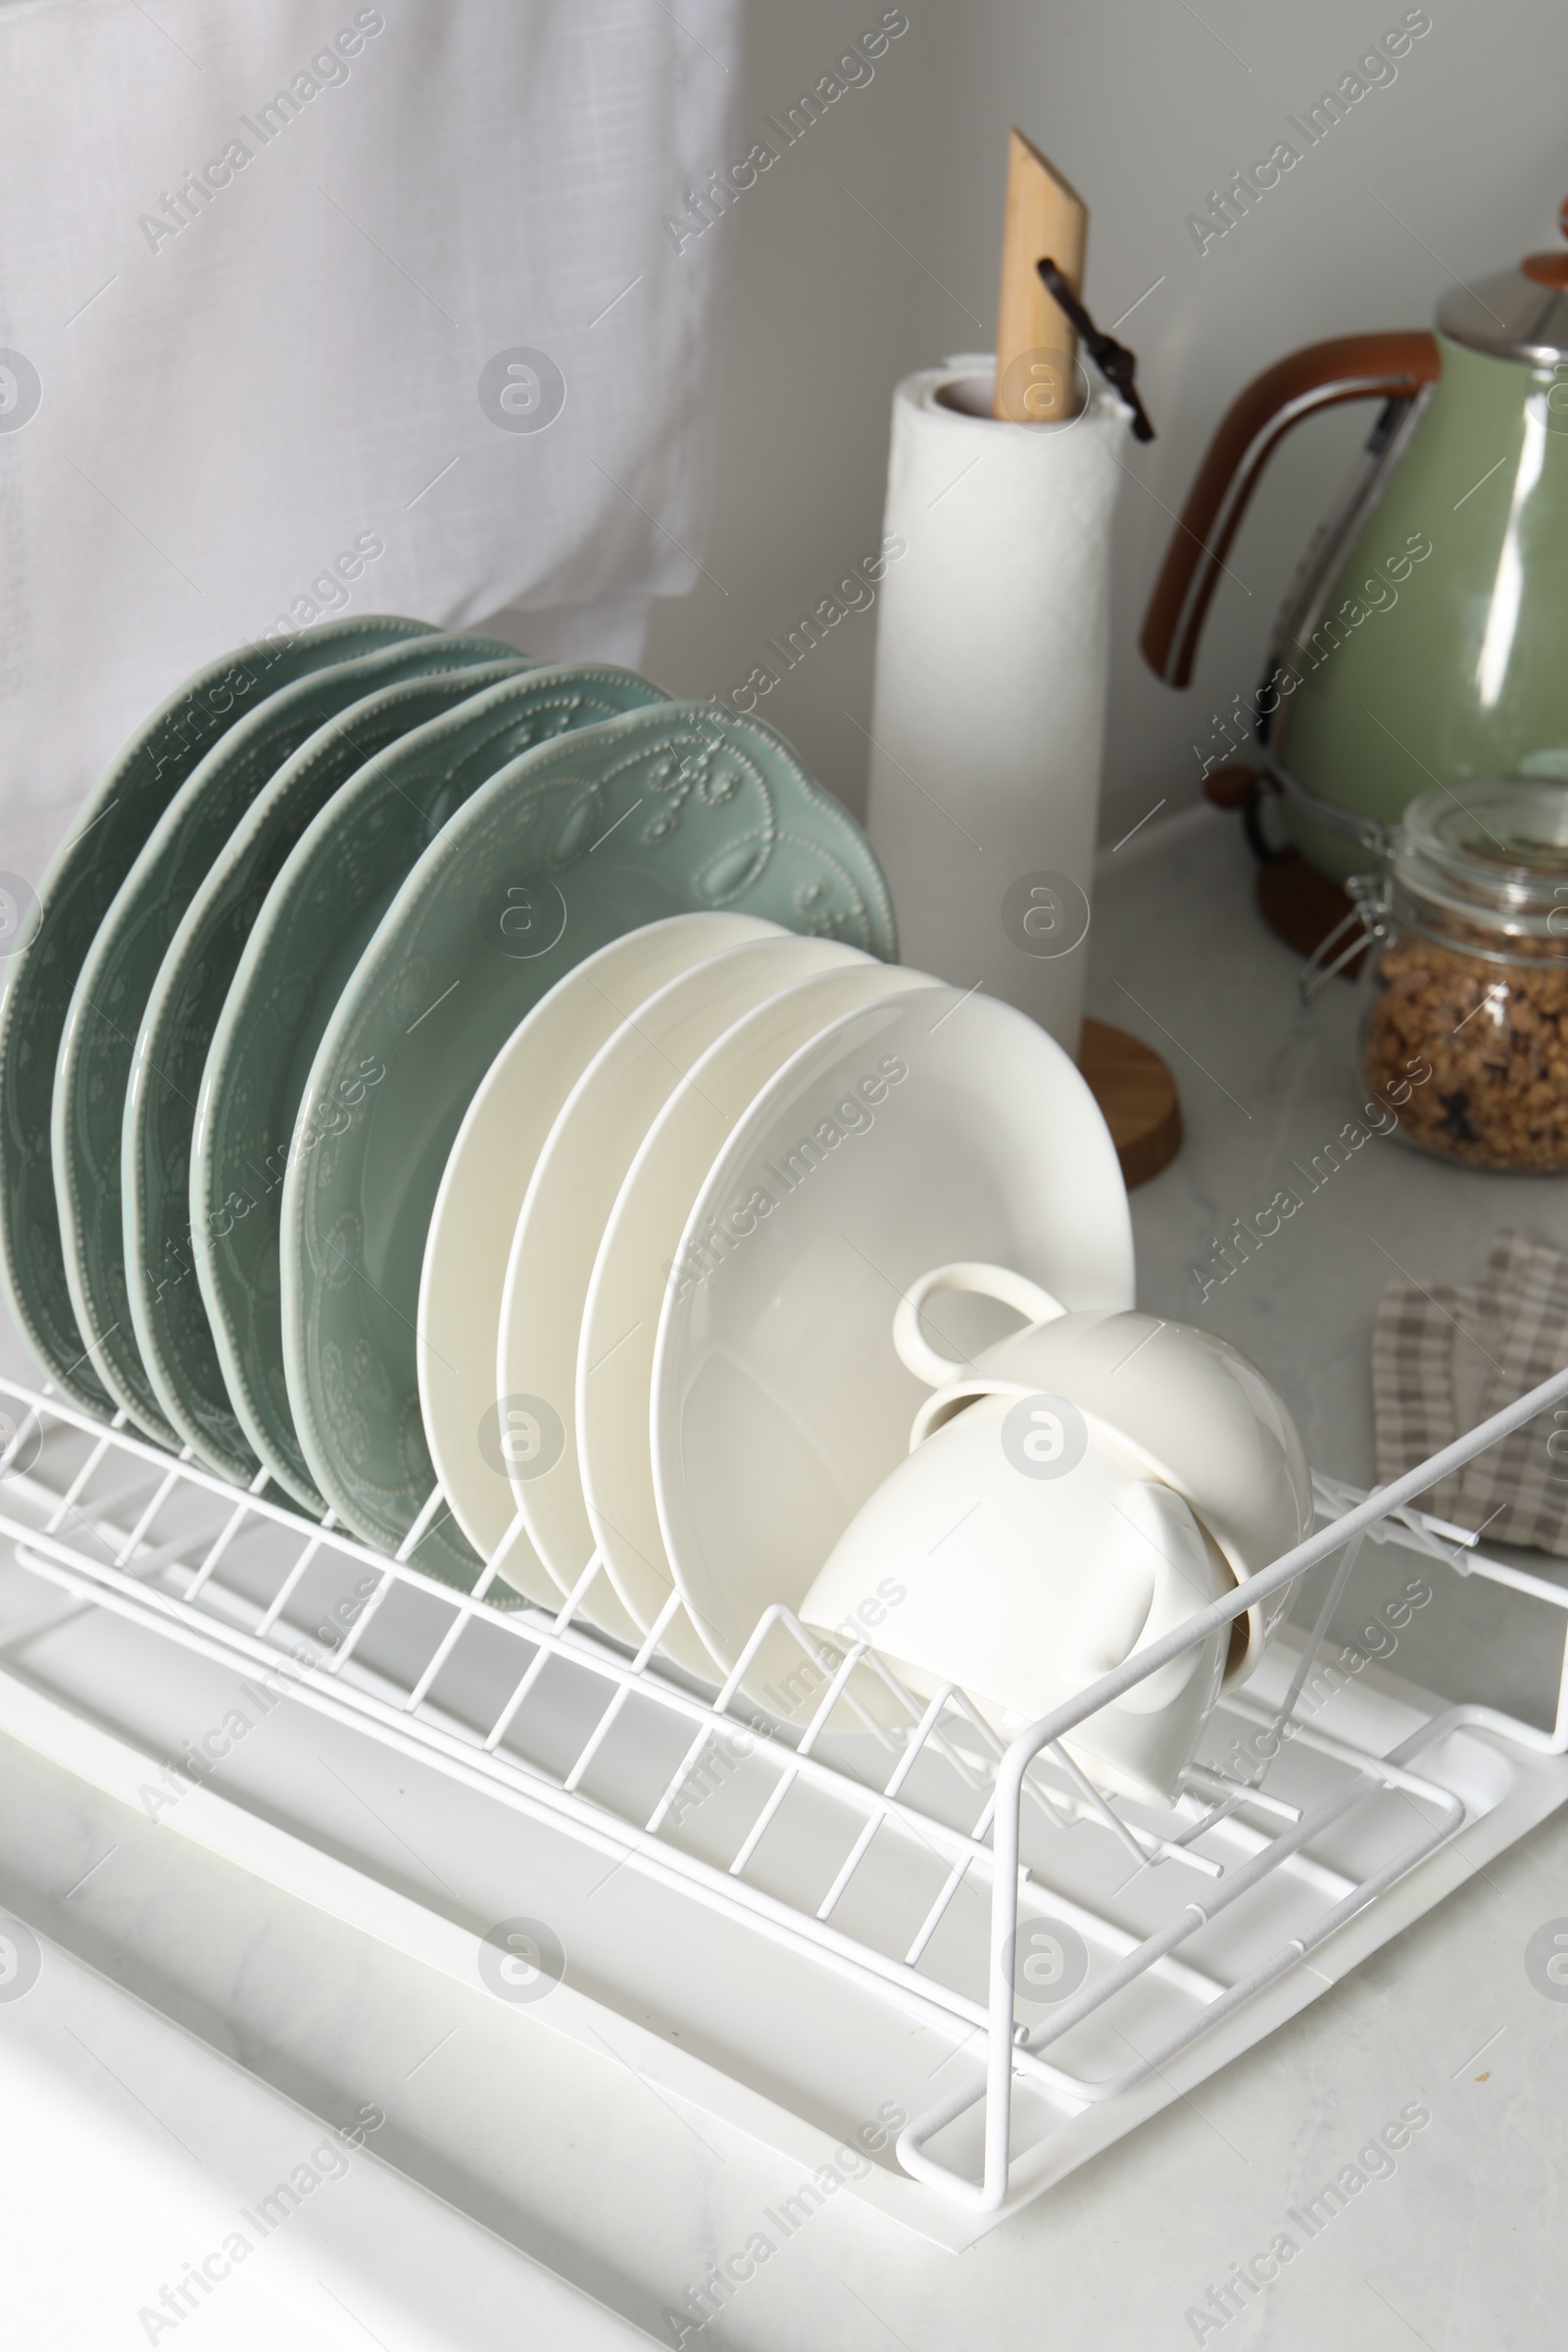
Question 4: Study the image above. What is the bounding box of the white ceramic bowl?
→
[575,957,933,1670]
[900,1264,1312,1680]
[501,930,870,1651]
[649,986,1135,1676]
[416,910,779,1594]
[801,1388,1233,1807]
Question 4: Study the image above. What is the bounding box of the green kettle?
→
[1142,212,1568,901]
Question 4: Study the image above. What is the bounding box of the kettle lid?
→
[1439,198,1568,365]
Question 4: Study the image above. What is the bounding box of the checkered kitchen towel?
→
[1373,1231,1568,1554]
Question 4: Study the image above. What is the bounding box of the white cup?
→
[894,1262,1312,1683]
[801,1386,1233,1806]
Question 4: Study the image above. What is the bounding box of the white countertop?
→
[4,809,1566,2350]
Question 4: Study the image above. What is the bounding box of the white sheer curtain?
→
[0,0,740,878]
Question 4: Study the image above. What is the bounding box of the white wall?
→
[643,0,1568,840]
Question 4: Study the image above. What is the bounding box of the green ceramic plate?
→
[282,701,898,1585]
[196,663,668,1515]
[0,615,427,1417]
[126,638,527,1487]
[54,624,442,1448]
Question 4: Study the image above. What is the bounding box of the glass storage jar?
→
[1353,779,1568,1173]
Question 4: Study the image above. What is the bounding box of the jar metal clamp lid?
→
[1298,776,1568,1004]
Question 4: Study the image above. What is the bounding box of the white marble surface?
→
[1094,808,1568,1476]
[4,812,1568,2350]
[0,1902,643,2350]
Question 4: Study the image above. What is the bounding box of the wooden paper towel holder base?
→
[1079,1018,1182,1189]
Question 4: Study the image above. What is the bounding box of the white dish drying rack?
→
[1,1366,1567,2248]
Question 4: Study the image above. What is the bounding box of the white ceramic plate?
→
[576,959,938,1670]
[283,698,894,1589]
[505,932,871,1663]
[417,910,780,1600]
[648,984,1136,1674]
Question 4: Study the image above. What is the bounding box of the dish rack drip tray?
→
[1,1372,1565,2250]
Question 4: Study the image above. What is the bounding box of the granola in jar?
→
[1355,780,1568,1173]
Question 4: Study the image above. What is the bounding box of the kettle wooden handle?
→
[1140,331,1441,687]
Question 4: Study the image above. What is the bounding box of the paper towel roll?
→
[864,359,1128,1053]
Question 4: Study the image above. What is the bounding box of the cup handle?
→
[893,1261,1066,1389]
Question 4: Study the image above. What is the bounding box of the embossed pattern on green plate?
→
[0,615,427,1417]
[53,623,442,1448]
[282,702,898,1585]
[126,638,527,1487]
[197,663,668,1514]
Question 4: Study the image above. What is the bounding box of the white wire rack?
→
[2,1363,1567,2219]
